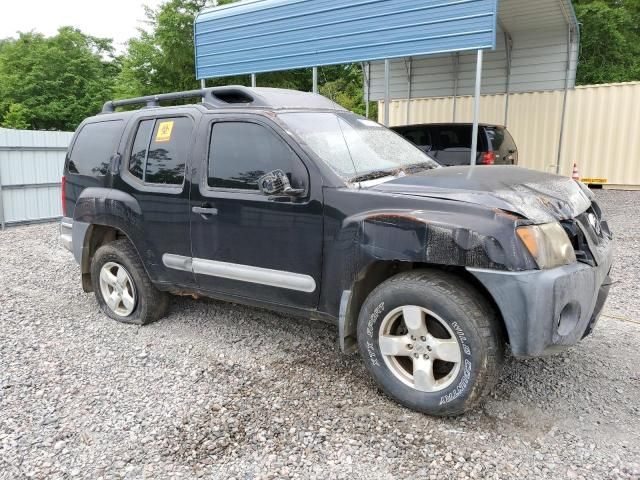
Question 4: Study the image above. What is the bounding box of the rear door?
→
[188,115,324,309]
[115,110,198,286]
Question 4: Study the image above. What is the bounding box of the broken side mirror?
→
[258,170,304,197]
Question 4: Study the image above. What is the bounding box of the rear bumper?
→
[468,246,613,358]
[59,217,90,266]
[59,217,73,252]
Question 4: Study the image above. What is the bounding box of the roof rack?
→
[101,86,267,113]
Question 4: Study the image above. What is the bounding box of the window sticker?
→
[155,121,174,143]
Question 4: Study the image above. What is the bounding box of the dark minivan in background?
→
[392,123,518,167]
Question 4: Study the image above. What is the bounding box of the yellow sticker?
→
[155,121,174,143]
[581,178,608,184]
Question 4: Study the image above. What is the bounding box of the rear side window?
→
[127,117,192,186]
[431,126,473,150]
[396,127,432,148]
[68,120,123,176]
[129,120,154,180]
[207,122,303,191]
[486,127,517,155]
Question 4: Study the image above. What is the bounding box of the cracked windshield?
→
[279,112,439,183]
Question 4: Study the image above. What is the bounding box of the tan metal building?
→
[381,82,640,189]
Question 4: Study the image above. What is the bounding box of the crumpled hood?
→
[371,166,592,223]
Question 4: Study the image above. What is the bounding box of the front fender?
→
[322,206,533,314]
[320,190,538,352]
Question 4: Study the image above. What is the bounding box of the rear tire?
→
[357,270,504,416]
[90,239,169,325]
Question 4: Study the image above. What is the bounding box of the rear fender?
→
[72,188,160,281]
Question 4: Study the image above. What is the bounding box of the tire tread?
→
[360,269,505,415]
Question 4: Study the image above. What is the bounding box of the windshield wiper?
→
[349,169,399,183]
[400,162,439,175]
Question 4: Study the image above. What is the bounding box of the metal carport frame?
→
[366,0,580,169]
[194,0,578,167]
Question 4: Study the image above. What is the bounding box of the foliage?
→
[2,0,639,131]
[574,0,640,84]
[115,0,376,117]
[0,27,118,130]
[318,64,377,118]
[115,0,210,98]
[1,104,30,129]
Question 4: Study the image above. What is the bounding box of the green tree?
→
[1,104,30,129]
[0,27,118,130]
[115,0,212,97]
[116,0,375,116]
[574,0,640,84]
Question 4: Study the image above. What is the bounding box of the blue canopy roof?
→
[194,0,499,80]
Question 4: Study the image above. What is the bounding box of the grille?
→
[561,201,611,267]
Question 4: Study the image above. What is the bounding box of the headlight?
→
[516,222,576,269]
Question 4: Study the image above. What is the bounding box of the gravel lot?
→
[1,190,639,480]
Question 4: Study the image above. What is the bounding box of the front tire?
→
[357,270,504,416]
[90,239,169,325]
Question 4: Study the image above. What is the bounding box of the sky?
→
[0,0,165,52]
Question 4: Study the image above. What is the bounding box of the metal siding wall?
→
[383,82,640,187]
[194,0,498,79]
[368,26,575,101]
[0,128,73,225]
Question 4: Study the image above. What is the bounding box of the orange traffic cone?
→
[571,163,580,181]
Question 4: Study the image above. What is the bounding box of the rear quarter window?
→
[67,120,123,176]
[126,117,192,186]
[486,127,514,149]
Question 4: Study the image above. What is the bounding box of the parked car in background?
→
[392,123,518,167]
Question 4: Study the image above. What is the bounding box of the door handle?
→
[192,206,218,216]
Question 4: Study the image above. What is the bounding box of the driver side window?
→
[207,121,305,191]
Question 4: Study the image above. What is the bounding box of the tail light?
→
[480,151,496,165]
[61,176,67,217]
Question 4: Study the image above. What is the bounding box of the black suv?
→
[60,87,612,416]
[392,123,518,166]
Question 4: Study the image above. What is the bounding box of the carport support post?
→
[556,25,573,175]
[504,31,513,127]
[251,74,257,88]
[363,62,371,119]
[384,58,390,127]
[312,67,318,94]
[405,57,413,125]
[200,79,206,89]
[452,53,460,122]
[470,49,484,166]
[0,166,4,230]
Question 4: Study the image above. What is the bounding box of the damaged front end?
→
[465,194,614,357]
[327,166,614,358]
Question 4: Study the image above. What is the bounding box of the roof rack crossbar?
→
[102,89,207,113]
[101,86,345,114]
[101,86,267,113]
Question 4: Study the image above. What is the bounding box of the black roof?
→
[102,86,346,114]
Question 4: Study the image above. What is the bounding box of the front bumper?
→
[468,245,613,358]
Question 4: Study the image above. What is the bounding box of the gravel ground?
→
[1,190,639,480]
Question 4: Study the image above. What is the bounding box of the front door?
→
[189,117,323,309]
